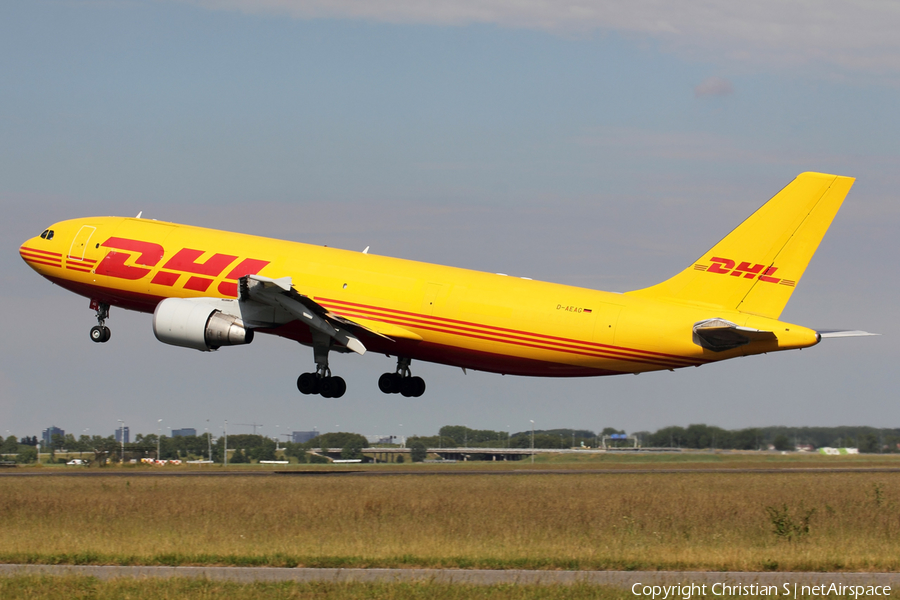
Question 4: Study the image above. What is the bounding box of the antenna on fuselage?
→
[135,211,142,219]
[362,246,369,254]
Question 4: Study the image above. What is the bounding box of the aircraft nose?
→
[20,236,62,270]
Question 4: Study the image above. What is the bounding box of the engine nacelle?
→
[152,298,253,351]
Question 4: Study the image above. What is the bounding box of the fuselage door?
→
[68,225,96,261]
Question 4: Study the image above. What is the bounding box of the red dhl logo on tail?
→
[693,257,795,287]
[95,237,269,297]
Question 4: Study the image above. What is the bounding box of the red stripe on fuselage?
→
[265,320,626,377]
[331,308,689,369]
[316,297,705,366]
[20,246,62,258]
[22,256,62,268]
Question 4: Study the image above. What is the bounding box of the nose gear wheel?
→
[89,300,111,343]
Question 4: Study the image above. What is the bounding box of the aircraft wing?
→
[238,275,421,352]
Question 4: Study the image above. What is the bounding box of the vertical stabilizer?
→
[627,172,854,319]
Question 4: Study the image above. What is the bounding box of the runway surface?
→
[1,564,898,587]
[2,467,900,477]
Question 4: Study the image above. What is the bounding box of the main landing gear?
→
[297,370,346,398]
[297,333,347,398]
[378,357,426,397]
[89,300,111,343]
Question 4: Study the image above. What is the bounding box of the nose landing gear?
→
[378,357,426,397]
[89,300,111,343]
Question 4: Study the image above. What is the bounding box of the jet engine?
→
[152,298,253,351]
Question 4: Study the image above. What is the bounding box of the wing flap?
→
[241,275,367,355]
[344,316,423,342]
[239,275,423,349]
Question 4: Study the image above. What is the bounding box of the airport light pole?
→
[206,420,212,461]
[224,420,228,466]
[530,420,535,464]
[157,419,162,461]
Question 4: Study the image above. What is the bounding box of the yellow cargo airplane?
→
[20,172,873,398]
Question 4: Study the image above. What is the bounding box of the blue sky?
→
[1,1,897,441]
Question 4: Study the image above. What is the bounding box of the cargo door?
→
[68,225,96,261]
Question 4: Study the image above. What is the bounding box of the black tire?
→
[330,376,346,398]
[297,372,319,395]
[319,376,335,398]
[90,326,104,343]
[101,327,111,343]
[410,376,426,397]
[378,373,394,394]
[400,377,418,397]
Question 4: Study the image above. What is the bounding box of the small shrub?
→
[868,482,886,507]
[765,503,815,541]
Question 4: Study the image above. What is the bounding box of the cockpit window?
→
[40,229,54,240]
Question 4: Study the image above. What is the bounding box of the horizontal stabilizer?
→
[818,330,880,338]
[693,318,775,352]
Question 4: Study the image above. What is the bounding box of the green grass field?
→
[2,454,899,572]
[2,577,898,600]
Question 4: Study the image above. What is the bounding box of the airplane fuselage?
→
[20,215,819,379]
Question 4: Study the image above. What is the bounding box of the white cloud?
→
[694,76,733,97]
[182,0,900,74]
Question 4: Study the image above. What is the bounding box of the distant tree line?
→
[407,425,900,453]
[4,423,897,465]
[633,425,898,452]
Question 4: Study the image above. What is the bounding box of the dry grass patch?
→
[2,472,900,570]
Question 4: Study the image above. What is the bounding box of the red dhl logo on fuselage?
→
[693,257,795,287]
[95,237,269,297]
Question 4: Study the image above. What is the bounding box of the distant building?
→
[366,435,395,445]
[172,428,197,437]
[115,426,130,444]
[42,426,64,447]
[292,431,318,444]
